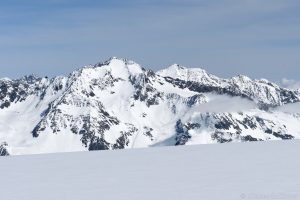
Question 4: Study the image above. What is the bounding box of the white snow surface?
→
[0,140,299,200]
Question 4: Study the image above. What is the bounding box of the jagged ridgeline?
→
[0,57,300,155]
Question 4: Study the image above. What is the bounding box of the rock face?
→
[0,57,300,155]
[0,142,9,156]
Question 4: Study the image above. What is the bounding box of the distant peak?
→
[232,75,252,82]
[107,56,128,62]
[65,56,145,80]
[0,77,12,82]
[17,74,41,83]
[168,63,186,70]
[157,63,209,80]
[95,57,136,68]
[157,63,187,76]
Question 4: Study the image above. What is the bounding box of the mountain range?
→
[1,57,300,156]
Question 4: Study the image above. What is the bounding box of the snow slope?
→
[1,57,300,155]
[0,140,299,200]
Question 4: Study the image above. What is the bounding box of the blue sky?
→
[0,0,300,83]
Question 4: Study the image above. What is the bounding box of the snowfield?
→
[0,140,299,200]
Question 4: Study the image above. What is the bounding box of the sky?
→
[0,0,300,84]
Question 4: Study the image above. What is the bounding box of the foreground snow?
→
[0,140,299,200]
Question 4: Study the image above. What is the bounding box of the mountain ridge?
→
[0,57,299,155]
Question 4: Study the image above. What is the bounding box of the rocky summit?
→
[0,57,300,155]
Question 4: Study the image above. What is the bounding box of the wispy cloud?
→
[194,94,257,113]
[273,102,300,114]
[281,78,300,90]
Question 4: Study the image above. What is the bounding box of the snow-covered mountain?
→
[1,57,300,155]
